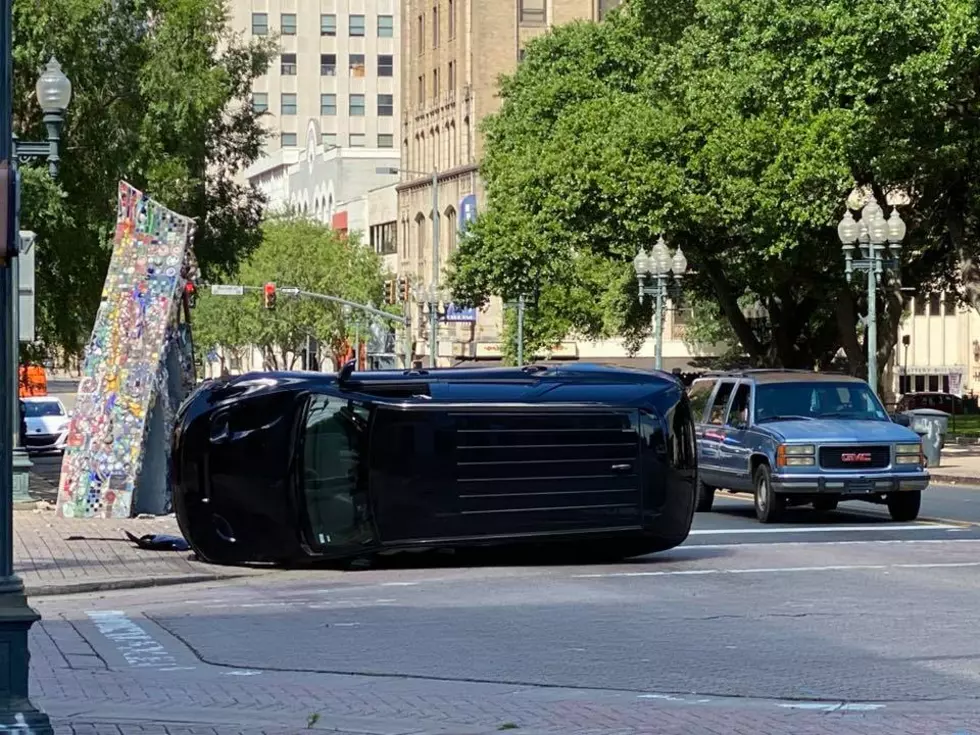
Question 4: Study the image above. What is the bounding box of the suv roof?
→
[695,370,866,385]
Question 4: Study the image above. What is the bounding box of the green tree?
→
[13,0,275,362]
[450,0,980,382]
[193,217,394,371]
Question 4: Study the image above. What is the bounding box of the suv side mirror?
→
[890,413,911,427]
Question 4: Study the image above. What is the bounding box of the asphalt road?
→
[26,486,980,734]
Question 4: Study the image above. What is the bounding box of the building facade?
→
[232,0,401,155]
[396,0,623,366]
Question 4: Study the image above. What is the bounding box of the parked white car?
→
[21,396,70,455]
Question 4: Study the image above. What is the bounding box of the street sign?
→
[459,194,477,235]
[17,231,36,342]
[279,287,300,296]
[444,303,477,323]
[211,284,244,296]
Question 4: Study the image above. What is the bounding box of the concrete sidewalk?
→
[927,445,980,485]
[14,508,267,596]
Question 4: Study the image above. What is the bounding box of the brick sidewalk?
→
[14,509,265,595]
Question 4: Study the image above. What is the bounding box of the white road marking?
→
[86,610,191,670]
[574,561,980,579]
[688,538,980,549]
[381,582,420,587]
[225,669,262,676]
[688,524,958,535]
[779,703,885,712]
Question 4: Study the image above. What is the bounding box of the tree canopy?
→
[192,217,395,372]
[448,0,980,377]
[14,0,275,362]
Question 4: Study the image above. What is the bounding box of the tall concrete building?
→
[397,0,621,366]
[232,0,402,154]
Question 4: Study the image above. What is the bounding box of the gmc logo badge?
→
[841,452,872,463]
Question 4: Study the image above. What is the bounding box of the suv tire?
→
[695,476,715,512]
[753,463,785,523]
[887,491,921,522]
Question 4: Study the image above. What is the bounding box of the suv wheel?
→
[753,464,785,523]
[695,476,715,512]
[887,491,921,522]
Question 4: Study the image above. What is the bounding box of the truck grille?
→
[819,445,890,470]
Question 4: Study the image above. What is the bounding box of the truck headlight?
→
[777,444,815,467]
[895,443,922,465]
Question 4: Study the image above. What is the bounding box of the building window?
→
[448,61,455,88]
[320,54,336,76]
[378,15,394,37]
[378,133,394,148]
[349,14,365,37]
[349,54,366,77]
[432,6,439,47]
[929,293,941,316]
[350,94,365,116]
[433,68,439,97]
[281,93,297,115]
[378,94,394,116]
[251,12,268,35]
[281,132,297,147]
[417,15,424,55]
[519,0,545,24]
[418,75,424,104]
[599,0,621,19]
[320,93,336,116]
[370,221,397,255]
[281,53,297,75]
[518,48,526,62]
[281,13,297,35]
[378,54,394,77]
[448,0,455,38]
[252,92,268,113]
[320,14,336,36]
[322,132,337,148]
[349,133,366,147]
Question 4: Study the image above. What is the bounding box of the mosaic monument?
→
[58,181,198,519]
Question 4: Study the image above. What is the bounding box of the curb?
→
[24,571,260,597]
[930,474,980,487]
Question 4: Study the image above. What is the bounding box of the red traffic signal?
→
[264,282,277,310]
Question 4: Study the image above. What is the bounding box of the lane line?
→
[686,538,980,549]
[574,561,980,579]
[86,610,192,670]
[688,523,959,535]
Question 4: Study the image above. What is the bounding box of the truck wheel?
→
[695,476,716,512]
[753,464,785,523]
[813,496,839,512]
[887,491,921,522]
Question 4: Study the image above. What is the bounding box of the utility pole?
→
[430,169,439,368]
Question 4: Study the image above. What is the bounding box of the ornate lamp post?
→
[634,235,688,371]
[0,49,72,733]
[837,194,907,394]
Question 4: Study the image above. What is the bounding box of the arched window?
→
[415,212,427,265]
[444,206,457,254]
[434,127,441,169]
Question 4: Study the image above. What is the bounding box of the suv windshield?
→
[755,382,887,422]
[23,400,64,418]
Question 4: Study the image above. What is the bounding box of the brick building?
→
[397,0,622,366]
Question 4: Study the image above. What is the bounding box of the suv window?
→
[688,379,716,422]
[726,384,751,428]
[707,381,736,425]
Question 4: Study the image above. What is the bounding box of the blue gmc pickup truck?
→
[689,370,929,523]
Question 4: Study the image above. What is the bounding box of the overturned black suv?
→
[171,363,697,566]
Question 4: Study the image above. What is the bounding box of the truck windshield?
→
[300,394,371,550]
[755,382,887,422]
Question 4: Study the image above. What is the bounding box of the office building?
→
[232,0,401,154]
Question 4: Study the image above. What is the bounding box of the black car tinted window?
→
[707,381,736,425]
[687,379,716,422]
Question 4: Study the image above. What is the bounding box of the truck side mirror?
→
[890,413,911,427]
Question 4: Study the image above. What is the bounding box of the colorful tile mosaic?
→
[57,181,196,519]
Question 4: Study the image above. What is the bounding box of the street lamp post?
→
[0,44,72,731]
[837,194,907,395]
[377,165,440,367]
[634,235,688,371]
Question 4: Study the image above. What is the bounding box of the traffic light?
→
[184,281,197,309]
[264,282,277,310]
[398,277,410,303]
[384,279,396,305]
